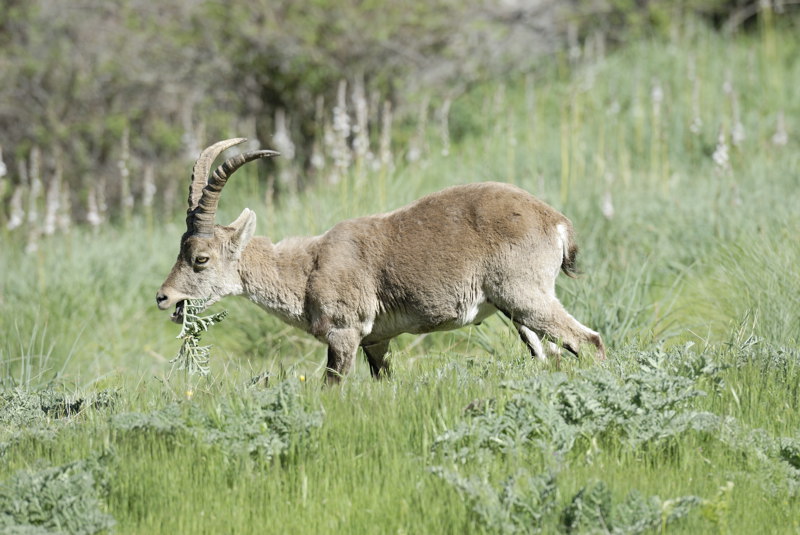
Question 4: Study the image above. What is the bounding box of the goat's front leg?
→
[325,328,361,383]
[362,340,391,379]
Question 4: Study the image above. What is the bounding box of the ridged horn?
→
[187,138,248,213]
[191,149,279,237]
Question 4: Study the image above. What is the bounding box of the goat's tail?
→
[557,222,580,278]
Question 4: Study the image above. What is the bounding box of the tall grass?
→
[1,16,799,534]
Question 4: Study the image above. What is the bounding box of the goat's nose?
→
[156,292,169,309]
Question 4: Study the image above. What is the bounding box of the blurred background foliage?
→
[0,0,794,229]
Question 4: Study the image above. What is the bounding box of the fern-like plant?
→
[171,298,227,376]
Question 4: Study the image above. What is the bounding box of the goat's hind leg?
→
[502,293,605,361]
[536,298,605,360]
[515,322,546,361]
[515,323,564,362]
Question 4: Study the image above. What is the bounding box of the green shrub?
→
[0,457,114,535]
[560,480,700,534]
[432,347,723,462]
[112,380,322,463]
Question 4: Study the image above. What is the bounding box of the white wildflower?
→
[772,111,788,146]
[57,184,72,233]
[0,146,6,179]
[351,77,370,162]
[379,100,394,172]
[651,81,663,108]
[690,73,702,136]
[732,121,746,147]
[310,96,326,173]
[27,148,42,227]
[712,128,731,173]
[142,164,156,209]
[86,186,102,226]
[273,109,296,161]
[7,184,25,230]
[43,164,61,235]
[438,98,451,157]
[407,96,429,163]
[601,191,614,220]
[330,80,351,182]
[690,116,703,135]
[601,172,615,220]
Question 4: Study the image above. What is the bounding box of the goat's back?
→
[388,181,565,243]
[311,182,568,312]
[316,181,570,273]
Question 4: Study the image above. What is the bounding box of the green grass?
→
[2,17,800,534]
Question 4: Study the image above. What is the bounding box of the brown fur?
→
[157,159,605,382]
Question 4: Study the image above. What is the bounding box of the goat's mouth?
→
[170,300,186,324]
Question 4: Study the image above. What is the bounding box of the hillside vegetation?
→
[1,10,800,535]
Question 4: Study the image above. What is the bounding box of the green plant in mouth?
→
[171,298,228,377]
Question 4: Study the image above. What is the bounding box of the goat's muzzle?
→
[156,289,188,323]
[155,291,170,310]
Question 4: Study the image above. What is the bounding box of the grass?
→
[2,16,800,534]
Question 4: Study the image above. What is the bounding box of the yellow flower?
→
[185,390,194,400]
[299,375,306,382]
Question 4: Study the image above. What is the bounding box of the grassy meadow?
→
[2,19,800,534]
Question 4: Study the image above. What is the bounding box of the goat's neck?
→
[238,235,316,328]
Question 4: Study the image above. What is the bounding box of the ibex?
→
[157,138,605,382]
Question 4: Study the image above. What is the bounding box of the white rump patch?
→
[556,223,570,262]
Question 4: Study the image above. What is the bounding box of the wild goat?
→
[157,138,605,381]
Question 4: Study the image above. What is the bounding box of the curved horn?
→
[191,149,279,237]
[187,138,248,213]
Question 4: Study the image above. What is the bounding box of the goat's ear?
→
[228,208,256,255]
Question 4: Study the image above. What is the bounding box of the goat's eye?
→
[195,256,209,265]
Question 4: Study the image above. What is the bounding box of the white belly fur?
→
[368,299,497,341]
